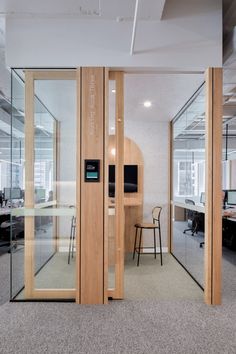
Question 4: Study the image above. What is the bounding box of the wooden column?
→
[114,72,124,299]
[76,68,81,304]
[205,68,222,305]
[80,67,105,304]
[103,68,109,304]
[168,122,173,253]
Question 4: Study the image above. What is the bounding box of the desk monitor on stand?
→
[4,187,22,200]
[35,188,46,203]
[200,192,205,205]
[227,190,236,207]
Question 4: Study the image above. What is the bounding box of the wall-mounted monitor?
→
[4,187,22,200]
[227,190,236,206]
[109,165,138,197]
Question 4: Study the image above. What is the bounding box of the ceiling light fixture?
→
[112,89,116,93]
[143,101,152,108]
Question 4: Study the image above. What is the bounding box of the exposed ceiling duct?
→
[224,26,236,66]
[223,0,236,65]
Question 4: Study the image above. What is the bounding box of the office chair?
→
[133,206,163,267]
[0,217,23,253]
[183,199,199,236]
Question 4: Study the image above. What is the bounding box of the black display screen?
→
[109,165,138,196]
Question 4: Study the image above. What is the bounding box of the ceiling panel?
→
[0,0,166,20]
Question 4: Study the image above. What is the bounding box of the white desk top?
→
[172,201,205,213]
[227,217,236,222]
[0,208,11,215]
[11,201,75,217]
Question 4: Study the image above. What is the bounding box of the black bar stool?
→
[133,206,163,266]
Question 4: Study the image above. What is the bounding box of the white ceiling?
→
[27,72,204,125]
[4,0,222,68]
[123,73,203,122]
[0,0,166,20]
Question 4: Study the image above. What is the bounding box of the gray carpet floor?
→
[0,253,10,306]
[124,253,203,300]
[0,248,235,353]
[16,253,202,300]
[0,300,235,354]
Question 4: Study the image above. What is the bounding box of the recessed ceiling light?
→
[111,127,115,131]
[143,101,152,108]
[112,89,116,93]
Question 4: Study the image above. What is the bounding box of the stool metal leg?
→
[159,226,163,266]
[133,227,138,259]
[137,228,142,266]
[154,228,156,259]
[72,221,76,259]
[68,216,74,264]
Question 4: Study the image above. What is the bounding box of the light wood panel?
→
[104,68,109,303]
[24,71,35,299]
[32,290,76,299]
[55,121,60,253]
[53,120,58,252]
[168,122,173,253]
[80,67,105,304]
[108,136,144,253]
[30,71,76,80]
[204,68,222,305]
[114,72,124,299]
[167,122,173,253]
[76,68,81,304]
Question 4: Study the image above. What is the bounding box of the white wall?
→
[124,120,169,248]
[5,0,222,69]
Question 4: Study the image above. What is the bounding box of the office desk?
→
[0,208,12,249]
[0,208,11,216]
[173,201,236,251]
[223,213,236,250]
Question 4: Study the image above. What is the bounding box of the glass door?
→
[107,72,124,299]
[11,70,78,300]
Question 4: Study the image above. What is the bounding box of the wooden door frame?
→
[107,71,125,300]
[204,68,222,305]
[24,70,77,300]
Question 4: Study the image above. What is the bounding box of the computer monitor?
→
[4,187,22,200]
[200,192,205,204]
[227,190,236,206]
[35,188,46,200]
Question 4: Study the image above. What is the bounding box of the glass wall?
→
[222,69,236,190]
[10,70,77,300]
[221,70,236,295]
[171,83,206,288]
[10,70,25,298]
